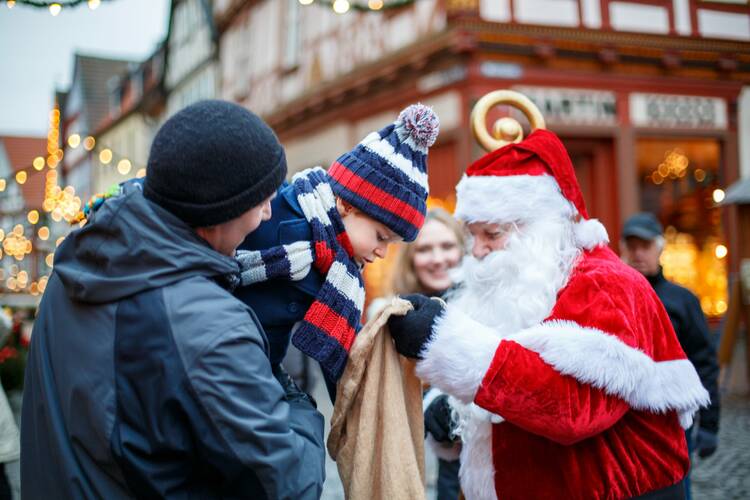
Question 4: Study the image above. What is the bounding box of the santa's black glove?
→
[695,428,718,458]
[424,394,456,443]
[387,294,445,359]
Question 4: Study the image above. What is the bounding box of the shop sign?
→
[480,61,523,80]
[629,93,728,129]
[417,65,467,93]
[513,86,618,126]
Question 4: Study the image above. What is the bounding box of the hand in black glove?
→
[273,365,317,409]
[387,294,445,359]
[424,394,457,443]
[695,427,718,458]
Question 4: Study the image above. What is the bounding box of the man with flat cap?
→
[621,212,721,500]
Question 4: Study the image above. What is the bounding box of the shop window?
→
[637,137,728,317]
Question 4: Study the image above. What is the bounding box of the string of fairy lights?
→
[4,0,109,15]
[4,0,417,15]
[297,0,415,14]
[0,105,144,296]
[1,0,415,298]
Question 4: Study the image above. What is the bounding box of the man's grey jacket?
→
[21,182,325,499]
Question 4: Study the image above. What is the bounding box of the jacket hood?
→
[54,181,239,304]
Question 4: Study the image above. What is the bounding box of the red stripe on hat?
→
[329,161,425,229]
[305,300,356,350]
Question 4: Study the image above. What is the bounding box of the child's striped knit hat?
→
[328,104,439,242]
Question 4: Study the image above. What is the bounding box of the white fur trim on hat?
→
[455,173,609,249]
[455,174,574,224]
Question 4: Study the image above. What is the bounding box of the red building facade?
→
[217,0,750,316]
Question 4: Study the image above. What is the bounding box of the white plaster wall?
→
[282,121,351,175]
[479,0,511,23]
[581,0,602,28]
[739,87,750,180]
[698,9,750,41]
[610,2,670,34]
[513,0,579,27]
[673,0,692,36]
[420,90,462,134]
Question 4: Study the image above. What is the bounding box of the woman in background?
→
[382,208,465,500]
[391,208,464,300]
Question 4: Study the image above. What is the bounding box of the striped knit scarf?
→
[236,167,365,381]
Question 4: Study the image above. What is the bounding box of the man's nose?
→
[472,240,489,260]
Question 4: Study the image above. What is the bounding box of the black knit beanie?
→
[143,100,287,227]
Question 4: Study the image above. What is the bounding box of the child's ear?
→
[336,197,355,216]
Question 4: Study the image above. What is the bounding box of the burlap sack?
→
[327,297,425,500]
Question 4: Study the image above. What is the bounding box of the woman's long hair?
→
[389,208,465,296]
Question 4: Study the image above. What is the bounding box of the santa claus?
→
[387,129,709,500]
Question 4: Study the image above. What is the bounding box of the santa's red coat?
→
[417,246,709,500]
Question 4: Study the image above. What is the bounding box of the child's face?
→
[337,199,402,266]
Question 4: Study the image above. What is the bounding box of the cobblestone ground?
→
[691,395,750,500]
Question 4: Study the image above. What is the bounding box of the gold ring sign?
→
[471,90,547,152]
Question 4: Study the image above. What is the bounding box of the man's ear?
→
[336,197,355,216]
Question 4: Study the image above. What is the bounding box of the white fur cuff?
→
[508,320,710,428]
[416,306,501,403]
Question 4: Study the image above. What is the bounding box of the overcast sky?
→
[0,0,169,136]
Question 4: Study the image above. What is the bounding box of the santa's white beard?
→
[450,217,581,335]
[445,218,582,499]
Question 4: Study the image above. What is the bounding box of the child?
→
[234,104,439,392]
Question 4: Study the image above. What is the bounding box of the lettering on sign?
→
[417,65,467,93]
[513,86,618,126]
[629,93,728,129]
[479,61,523,80]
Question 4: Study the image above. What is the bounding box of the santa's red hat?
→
[454,129,609,249]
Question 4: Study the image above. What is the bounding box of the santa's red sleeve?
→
[416,261,710,444]
[473,338,630,445]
